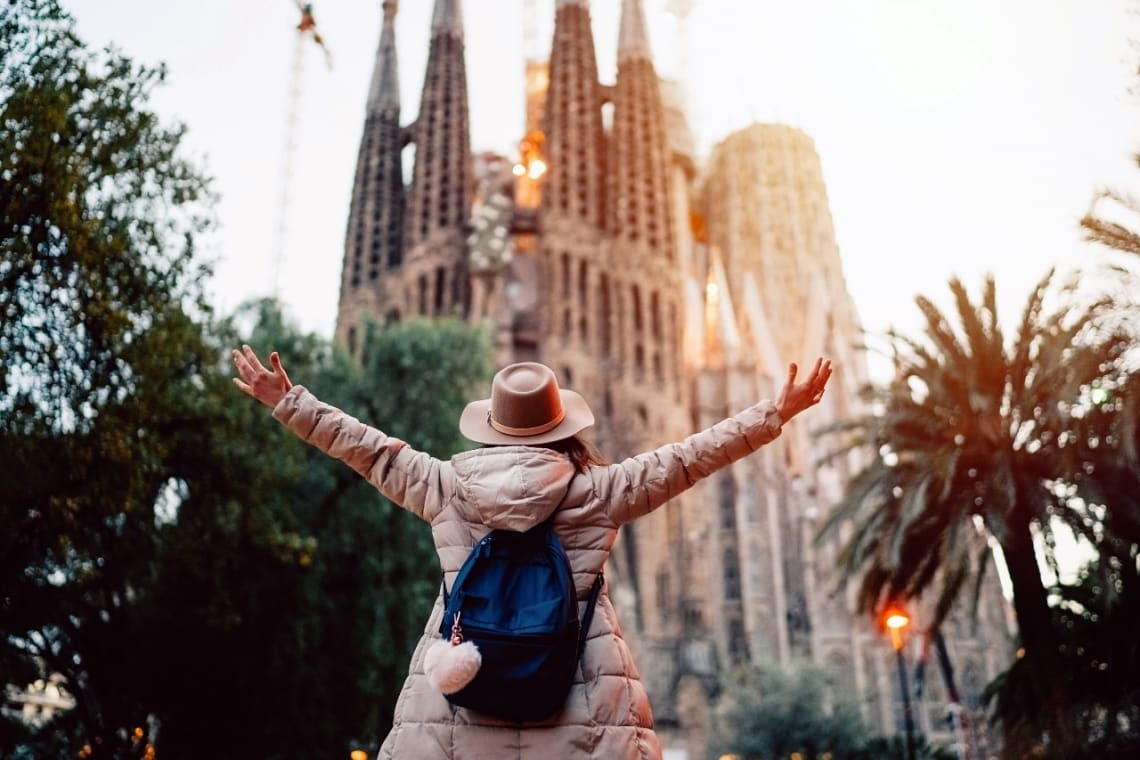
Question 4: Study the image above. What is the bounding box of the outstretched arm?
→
[232,344,293,408]
[230,344,448,523]
[598,357,833,526]
[774,357,832,424]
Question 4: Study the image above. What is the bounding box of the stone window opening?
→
[723,550,741,600]
[433,266,446,315]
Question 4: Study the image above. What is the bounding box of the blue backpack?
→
[439,519,604,721]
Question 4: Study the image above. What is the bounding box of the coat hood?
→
[449,446,577,532]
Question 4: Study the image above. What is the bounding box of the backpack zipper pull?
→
[449,611,464,645]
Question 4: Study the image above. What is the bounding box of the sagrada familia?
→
[333,1,1013,756]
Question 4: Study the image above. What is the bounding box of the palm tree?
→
[1082,153,1140,257]
[816,271,1133,756]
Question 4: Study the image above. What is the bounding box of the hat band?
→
[487,407,566,437]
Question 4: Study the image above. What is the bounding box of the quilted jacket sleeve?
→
[271,385,447,523]
[595,400,783,526]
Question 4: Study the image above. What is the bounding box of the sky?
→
[64,0,1140,358]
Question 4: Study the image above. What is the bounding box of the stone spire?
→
[335,0,406,352]
[401,0,472,317]
[601,0,680,395]
[431,0,463,38]
[540,0,607,230]
[617,0,652,63]
[367,0,400,112]
[608,0,673,261]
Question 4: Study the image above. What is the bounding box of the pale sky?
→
[66,0,1140,354]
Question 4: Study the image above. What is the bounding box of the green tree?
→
[712,660,871,760]
[816,272,1134,757]
[137,305,491,759]
[0,2,494,754]
[1,0,215,755]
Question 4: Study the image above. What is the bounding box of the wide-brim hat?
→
[459,362,594,446]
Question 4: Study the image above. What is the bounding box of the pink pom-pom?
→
[424,638,482,695]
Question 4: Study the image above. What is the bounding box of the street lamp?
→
[884,606,917,760]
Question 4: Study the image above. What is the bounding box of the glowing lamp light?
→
[883,606,910,651]
[885,611,909,630]
[512,163,526,176]
[350,751,369,760]
[527,158,547,179]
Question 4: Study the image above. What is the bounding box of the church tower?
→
[336,0,473,350]
[540,0,607,233]
[603,0,684,418]
[336,0,405,354]
[402,0,472,320]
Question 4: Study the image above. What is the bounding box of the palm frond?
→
[1081,210,1140,256]
[928,519,971,631]
[966,537,993,630]
[1009,269,1055,394]
[914,293,971,375]
[887,471,933,570]
[949,277,1001,387]
[816,462,893,544]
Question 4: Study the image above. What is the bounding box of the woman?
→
[232,346,831,759]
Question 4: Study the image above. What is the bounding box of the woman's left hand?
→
[232,344,293,409]
[775,358,832,423]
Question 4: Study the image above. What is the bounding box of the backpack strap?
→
[441,532,493,609]
[577,572,605,658]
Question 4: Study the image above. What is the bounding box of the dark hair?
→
[482,435,608,473]
[542,435,608,473]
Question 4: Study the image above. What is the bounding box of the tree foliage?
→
[1082,153,1140,258]
[816,272,1138,756]
[141,305,491,759]
[712,660,870,760]
[711,659,954,760]
[0,2,495,757]
[0,0,214,430]
[1,0,216,754]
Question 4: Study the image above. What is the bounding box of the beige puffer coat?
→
[272,385,784,760]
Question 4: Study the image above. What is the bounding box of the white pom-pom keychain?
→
[424,611,482,695]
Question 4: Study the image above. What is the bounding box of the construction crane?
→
[272,1,333,297]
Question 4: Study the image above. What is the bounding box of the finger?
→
[232,376,253,395]
[270,352,292,389]
[811,360,831,388]
[821,362,833,387]
[232,348,254,379]
[786,362,798,384]
[242,344,269,373]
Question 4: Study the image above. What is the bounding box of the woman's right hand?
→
[774,358,832,424]
[232,344,293,409]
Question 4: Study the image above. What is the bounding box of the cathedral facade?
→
[336,1,1012,756]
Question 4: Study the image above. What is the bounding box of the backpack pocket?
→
[455,593,564,635]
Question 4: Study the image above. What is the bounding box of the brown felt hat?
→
[459,362,594,445]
